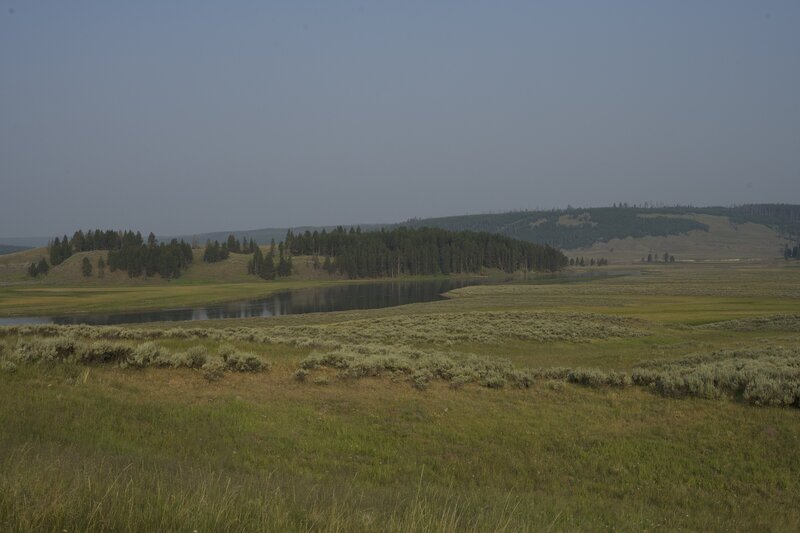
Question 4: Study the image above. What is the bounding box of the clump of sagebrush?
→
[168,345,209,369]
[632,346,800,407]
[297,346,631,391]
[258,311,649,350]
[294,342,798,408]
[219,345,270,372]
[4,334,270,377]
[0,310,649,351]
[694,314,800,332]
[77,341,133,364]
[124,341,167,368]
[201,358,225,381]
[13,337,78,364]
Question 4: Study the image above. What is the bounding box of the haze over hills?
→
[0,244,32,255]
[3,204,799,261]
[170,204,800,262]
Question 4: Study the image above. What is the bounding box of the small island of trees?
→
[39,229,193,279]
[274,226,566,279]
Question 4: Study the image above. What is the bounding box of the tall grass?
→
[0,445,529,532]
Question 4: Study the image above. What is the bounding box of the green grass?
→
[0,280,344,317]
[2,262,800,530]
[1,366,798,531]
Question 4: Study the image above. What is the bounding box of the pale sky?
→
[2,1,799,237]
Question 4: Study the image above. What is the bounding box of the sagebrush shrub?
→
[169,346,209,369]
[77,342,132,364]
[201,358,225,381]
[127,342,165,368]
[221,346,268,372]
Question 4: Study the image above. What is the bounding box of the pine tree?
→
[249,246,264,275]
[97,257,106,278]
[81,256,93,277]
[261,253,276,280]
[37,258,49,275]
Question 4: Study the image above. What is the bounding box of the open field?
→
[576,213,791,262]
[1,262,799,530]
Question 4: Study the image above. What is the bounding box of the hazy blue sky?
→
[2,1,799,237]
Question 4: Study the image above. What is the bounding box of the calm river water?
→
[0,278,485,326]
[0,271,635,326]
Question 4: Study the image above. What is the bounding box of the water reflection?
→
[2,278,483,326]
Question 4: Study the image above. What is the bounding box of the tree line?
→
[569,257,608,267]
[107,232,193,278]
[641,252,676,263]
[203,235,258,263]
[40,229,193,279]
[247,240,293,280]
[281,226,566,279]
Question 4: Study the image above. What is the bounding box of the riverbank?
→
[1,262,799,530]
[0,276,473,319]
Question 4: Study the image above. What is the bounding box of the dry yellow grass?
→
[576,213,790,262]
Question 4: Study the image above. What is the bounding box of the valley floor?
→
[1,262,799,531]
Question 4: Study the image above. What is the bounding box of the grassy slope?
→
[1,262,800,530]
[0,246,351,316]
[575,213,790,262]
[401,207,797,260]
[0,247,49,283]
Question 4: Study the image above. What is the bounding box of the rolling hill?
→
[176,204,800,263]
[4,205,799,273]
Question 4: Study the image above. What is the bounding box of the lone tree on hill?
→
[37,258,49,276]
[81,256,93,277]
[28,258,50,277]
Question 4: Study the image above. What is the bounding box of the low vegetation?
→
[696,313,800,332]
[2,311,798,406]
[2,262,800,530]
[3,336,270,378]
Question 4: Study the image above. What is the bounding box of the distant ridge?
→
[0,236,49,248]
[175,204,799,246]
[6,204,799,262]
[0,244,33,256]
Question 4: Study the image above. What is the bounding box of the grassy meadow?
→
[1,262,799,530]
[0,246,351,317]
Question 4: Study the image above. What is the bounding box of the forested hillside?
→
[177,205,800,257]
[399,204,800,250]
[44,230,193,279]
[285,227,567,278]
